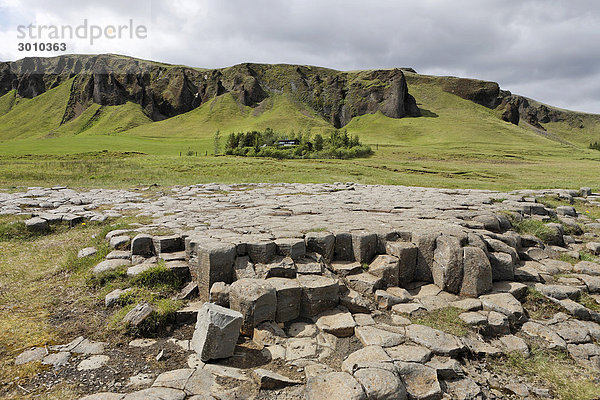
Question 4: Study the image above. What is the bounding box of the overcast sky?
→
[1,0,599,113]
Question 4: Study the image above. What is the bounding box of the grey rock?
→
[229,278,276,336]
[305,231,335,262]
[489,252,514,281]
[42,351,70,368]
[253,321,287,347]
[369,255,400,288]
[77,355,110,371]
[432,235,463,294]
[315,308,356,337]
[152,368,194,390]
[334,232,354,261]
[252,368,301,389]
[522,321,567,349]
[412,231,440,282]
[497,334,529,357]
[121,387,186,400]
[492,281,528,300]
[459,312,487,327]
[340,288,372,313]
[25,217,49,233]
[534,283,581,300]
[385,241,418,285]
[486,311,510,336]
[105,288,132,307]
[15,347,46,365]
[341,345,393,373]
[426,356,463,380]
[123,302,154,327]
[78,247,97,258]
[354,367,407,400]
[443,377,481,400]
[395,361,442,400]
[131,234,154,257]
[267,277,301,322]
[297,274,339,317]
[305,372,366,400]
[375,288,411,310]
[246,240,277,263]
[79,393,125,400]
[480,292,525,324]
[232,256,257,280]
[473,214,500,232]
[106,250,131,260]
[285,337,317,360]
[331,261,364,277]
[405,324,466,357]
[574,261,600,276]
[347,272,383,295]
[460,246,493,297]
[209,282,230,307]
[188,238,236,301]
[110,235,131,250]
[153,235,184,254]
[255,256,296,279]
[190,303,243,361]
[385,344,432,363]
[587,242,600,255]
[93,259,130,275]
[352,231,378,264]
[275,238,306,260]
[355,326,405,347]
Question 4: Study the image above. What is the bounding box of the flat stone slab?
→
[77,355,110,371]
[355,326,405,347]
[405,324,466,357]
[315,308,356,337]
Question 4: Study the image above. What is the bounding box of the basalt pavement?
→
[3,183,600,400]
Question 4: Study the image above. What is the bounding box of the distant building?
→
[276,139,300,147]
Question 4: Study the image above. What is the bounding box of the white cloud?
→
[0,0,599,113]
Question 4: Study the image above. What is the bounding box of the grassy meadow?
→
[0,70,599,191]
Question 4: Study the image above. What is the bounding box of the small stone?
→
[77,355,110,371]
[129,339,157,348]
[355,326,405,347]
[386,344,432,363]
[123,302,154,327]
[15,347,47,365]
[25,217,49,233]
[252,368,301,389]
[78,247,97,258]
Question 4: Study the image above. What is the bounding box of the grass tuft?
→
[130,263,181,291]
[523,288,562,320]
[412,307,469,336]
[491,344,600,400]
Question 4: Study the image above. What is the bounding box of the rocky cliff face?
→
[439,75,574,130]
[0,55,421,127]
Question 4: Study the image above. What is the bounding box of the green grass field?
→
[1,69,599,190]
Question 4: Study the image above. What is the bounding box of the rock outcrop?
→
[0,55,421,128]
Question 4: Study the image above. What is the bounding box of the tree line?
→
[220,128,373,159]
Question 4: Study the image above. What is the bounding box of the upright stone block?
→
[368,255,400,288]
[275,238,306,260]
[188,237,236,301]
[386,241,418,286]
[412,231,440,282]
[489,252,515,282]
[351,232,378,264]
[131,234,155,257]
[460,247,493,297]
[191,303,243,361]
[305,232,335,262]
[432,235,464,294]
[333,232,354,261]
[297,275,339,317]
[229,279,277,336]
[153,235,184,254]
[247,241,277,264]
[267,277,302,322]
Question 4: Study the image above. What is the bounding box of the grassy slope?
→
[0,68,599,190]
[124,92,331,138]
